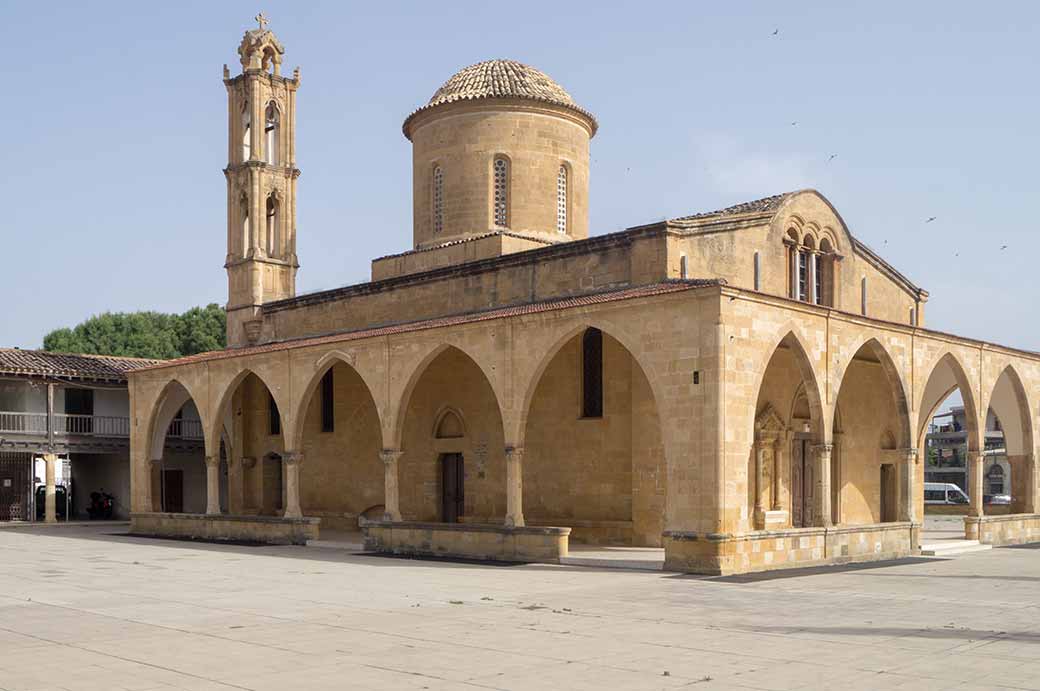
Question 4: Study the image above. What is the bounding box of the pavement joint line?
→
[0,623,256,691]
[361,663,508,690]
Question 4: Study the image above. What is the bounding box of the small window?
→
[264,102,279,165]
[753,252,761,291]
[798,251,808,302]
[269,392,281,436]
[432,166,444,235]
[861,277,868,315]
[493,157,509,227]
[556,165,568,233]
[240,195,250,257]
[813,255,822,305]
[680,254,688,279]
[265,194,279,257]
[241,101,251,162]
[581,328,603,419]
[320,369,334,433]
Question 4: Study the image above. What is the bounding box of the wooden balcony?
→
[0,412,203,455]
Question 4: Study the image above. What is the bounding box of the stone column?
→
[753,442,766,529]
[968,451,985,518]
[832,433,843,523]
[901,449,918,523]
[808,252,818,304]
[283,452,303,519]
[205,456,221,516]
[380,450,403,521]
[1028,454,1038,514]
[43,454,57,524]
[813,444,833,527]
[505,446,525,528]
[772,438,784,511]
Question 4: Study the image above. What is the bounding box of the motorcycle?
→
[86,490,115,520]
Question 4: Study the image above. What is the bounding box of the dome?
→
[403,59,597,137]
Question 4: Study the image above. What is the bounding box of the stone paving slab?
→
[0,525,1038,690]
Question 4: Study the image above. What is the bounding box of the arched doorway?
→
[832,340,911,526]
[521,326,664,545]
[294,360,383,531]
[397,347,506,523]
[213,371,286,516]
[146,381,207,514]
[983,367,1033,513]
[918,353,983,521]
[752,332,825,530]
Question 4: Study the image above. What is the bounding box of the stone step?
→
[559,555,663,571]
[920,540,993,557]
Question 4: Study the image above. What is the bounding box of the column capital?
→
[967,450,986,464]
[811,443,834,456]
[283,451,304,467]
[204,455,220,468]
[900,448,919,464]
[380,449,403,465]
[241,456,257,469]
[149,458,163,466]
[505,446,524,461]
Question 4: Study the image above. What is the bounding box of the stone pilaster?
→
[901,449,918,523]
[771,439,783,511]
[205,456,221,516]
[813,444,833,527]
[505,446,525,528]
[380,450,403,521]
[149,458,163,512]
[43,453,57,523]
[282,452,303,519]
[753,443,767,529]
[968,451,985,518]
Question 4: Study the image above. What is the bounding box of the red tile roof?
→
[0,349,163,382]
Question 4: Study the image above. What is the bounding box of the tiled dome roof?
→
[404,59,596,136]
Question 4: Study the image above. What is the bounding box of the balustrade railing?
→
[0,411,203,441]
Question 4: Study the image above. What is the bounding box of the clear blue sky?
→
[2,1,1037,351]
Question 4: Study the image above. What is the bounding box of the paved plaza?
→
[0,526,1038,690]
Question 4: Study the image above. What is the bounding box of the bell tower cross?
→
[223,16,300,346]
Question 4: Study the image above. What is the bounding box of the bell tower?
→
[223,14,300,347]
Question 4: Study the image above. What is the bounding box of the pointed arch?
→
[832,337,912,449]
[514,319,664,449]
[749,326,826,441]
[290,350,384,453]
[146,378,210,462]
[208,366,287,456]
[917,350,982,452]
[391,343,506,451]
[985,364,1034,458]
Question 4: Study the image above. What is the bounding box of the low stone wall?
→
[363,521,570,563]
[925,504,1012,517]
[663,522,917,575]
[965,513,1040,545]
[130,512,320,545]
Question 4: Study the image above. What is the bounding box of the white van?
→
[924,482,970,505]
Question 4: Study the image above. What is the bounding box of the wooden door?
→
[880,464,897,522]
[791,438,814,527]
[161,470,184,513]
[441,454,464,523]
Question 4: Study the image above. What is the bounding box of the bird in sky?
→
[828,154,838,162]
[772,28,779,36]
[925,216,937,223]
[790,121,798,126]
[1001,245,1008,250]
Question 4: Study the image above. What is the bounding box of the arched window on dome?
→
[265,193,280,257]
[556,165,568,234]
[493,156,510,228]
[432,166,444,235]
[264,102,279,166]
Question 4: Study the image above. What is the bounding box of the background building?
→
[926,406,1010,499]
[0,349,203,521]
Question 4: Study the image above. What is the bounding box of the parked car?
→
[34,485,70,520]
[984,494,1012,505]
[924,482,970,505]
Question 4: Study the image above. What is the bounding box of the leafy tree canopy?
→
[43,304,226,360]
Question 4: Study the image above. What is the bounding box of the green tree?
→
[42,304,226,360]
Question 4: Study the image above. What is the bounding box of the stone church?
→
[128,20,1040,574]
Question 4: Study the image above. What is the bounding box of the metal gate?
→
[0,452,32,521]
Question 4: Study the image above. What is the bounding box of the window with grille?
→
[493,157,509,227]
[582,328,603,419]
[556,165,568,233]
[320,369,334,433]
[432,166,444,234]
[269,392,281,436]
[798,251,808,302]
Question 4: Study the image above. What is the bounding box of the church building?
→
[127,20,1040,574]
